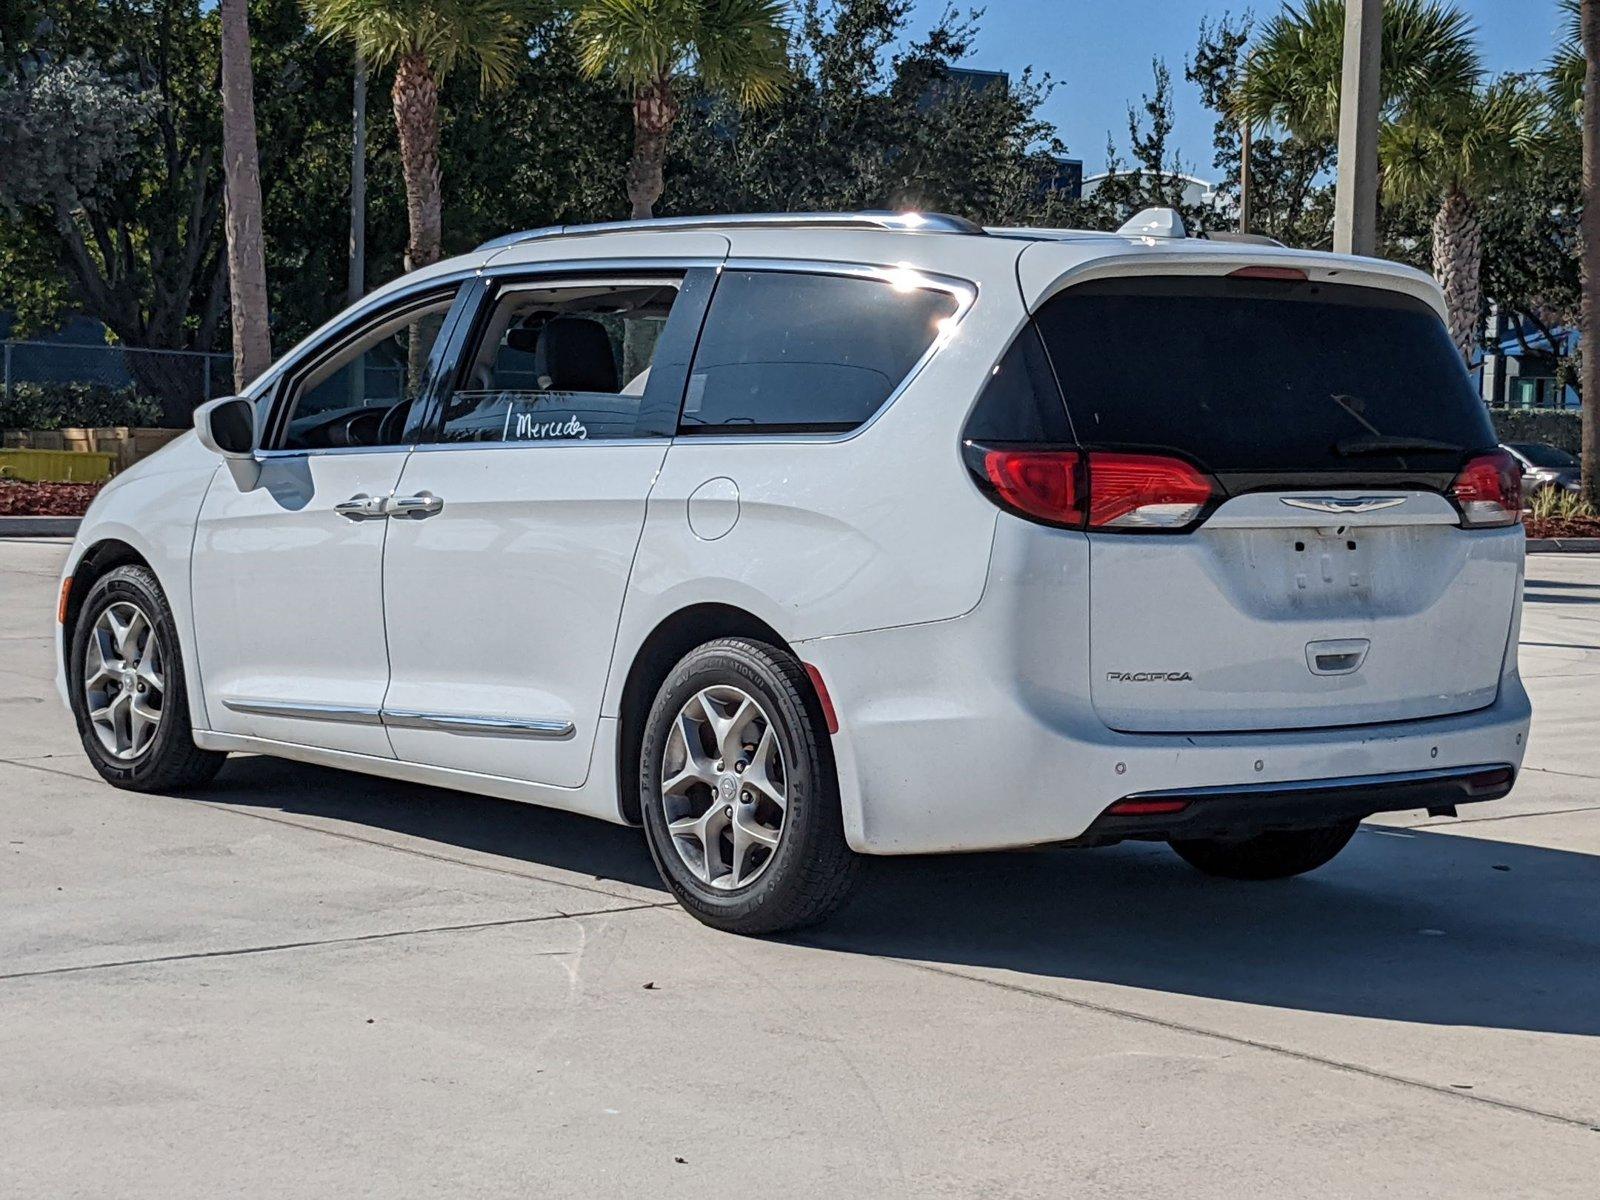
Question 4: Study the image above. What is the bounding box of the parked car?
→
[1501,441,1581,500]
[55,210,1529,934]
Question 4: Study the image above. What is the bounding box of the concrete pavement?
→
[2,537,1598,1197]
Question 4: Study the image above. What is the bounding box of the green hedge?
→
[1489,408,1582,453]
[0,382,163,432]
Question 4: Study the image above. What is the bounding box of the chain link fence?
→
[2,340,234,429]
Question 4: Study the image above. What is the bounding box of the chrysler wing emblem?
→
[1279,496,1407,515]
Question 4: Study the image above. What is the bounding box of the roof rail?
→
[475,210,986,252]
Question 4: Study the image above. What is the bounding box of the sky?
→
[905,0,1571,178]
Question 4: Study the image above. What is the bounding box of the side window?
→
[961,323,1074,443]
[274,290,458,451]
[679,270,960,436]
[437,279,681,443]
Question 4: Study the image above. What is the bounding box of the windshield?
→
[1032,275,1496,475]
[1508,442,1578,469]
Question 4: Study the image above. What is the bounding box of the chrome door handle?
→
[389,491,444,519]
[334,493,387,521]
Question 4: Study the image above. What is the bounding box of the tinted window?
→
[680,270,958,435]
[1508,443,1577,469]
[439,280,680,443]
[962,323,1073,443]
[1032,276,1496,473]
[277,291,457,450]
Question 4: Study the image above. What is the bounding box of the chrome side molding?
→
[221,698,385,724]
[223,697,575,740]
[380,710,575,739]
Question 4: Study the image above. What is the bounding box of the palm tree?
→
[220,0,272,388]
[305,0,536,270]
[1380,78,1548,358]
[1553,0,1582,120]
[1237,0,1480,142]
[1236,0,1541,362]
[1580,0,1598,506]
[572,0,788,220]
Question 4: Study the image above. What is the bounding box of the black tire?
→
[67,563,227,792]
[1170,821,1359,881]
[639,637,859,935]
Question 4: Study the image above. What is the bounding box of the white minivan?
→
[56,210,1530,933]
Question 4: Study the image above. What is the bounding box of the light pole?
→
[1332,0,1382,256]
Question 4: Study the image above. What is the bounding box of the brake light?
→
[1228,265,1309,282]
[983,449,1085,526]
[1449,450,1522,528]
[1086,453,1217,529]
[974,447,1218,532]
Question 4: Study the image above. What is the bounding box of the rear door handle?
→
[334,493,388,521]
[389,491,444,519]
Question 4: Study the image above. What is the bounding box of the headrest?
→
[504,326,542,355]
[533,316,617,393]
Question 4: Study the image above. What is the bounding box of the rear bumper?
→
[799,518,1530,856]
[1076,764,1516,846]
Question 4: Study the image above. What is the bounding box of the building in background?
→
[1479,307,1579,410]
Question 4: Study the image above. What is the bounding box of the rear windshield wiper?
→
[1333,436,1463,457]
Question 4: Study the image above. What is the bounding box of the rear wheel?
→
[639,637,859,934]
[1169,821,1359,880]
[68,564,226,792]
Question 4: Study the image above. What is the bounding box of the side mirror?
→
[194,396,260,489]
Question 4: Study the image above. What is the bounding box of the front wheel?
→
[639,637,859,935]
[67,564,226,792]
[1169,821,1359,881]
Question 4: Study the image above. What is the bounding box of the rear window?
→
[1031,276,1496,474]
[679,269,958,435]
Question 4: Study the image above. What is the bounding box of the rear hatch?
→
[1031,272,1520,734]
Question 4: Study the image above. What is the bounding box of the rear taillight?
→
[971,446,1218,533]
[982,448,1086,526]
[1449,450,1522,528]
[1086,453,1217,530]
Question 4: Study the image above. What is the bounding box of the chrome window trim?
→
[675,258,979,446]
[379,709,576,739]
[222,698,384,725]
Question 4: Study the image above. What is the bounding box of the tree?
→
[221,0,272,388]
[667,1,1070,226]
[1234,0,1543,361]
[305,0,538,269]
[1582,0,1598,505]
[1190,14,1336,249]
[1381,76,1549,357]
[572,0,789,219]
[1236,0,1480,141]
[1082,58,1213,233]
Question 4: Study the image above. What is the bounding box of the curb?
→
[1527,538,1600,554]
[0,516,80,538]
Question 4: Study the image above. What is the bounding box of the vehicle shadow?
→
[207,755,1599,1037]
[206,754,665,892]
[804,824,1600,1038]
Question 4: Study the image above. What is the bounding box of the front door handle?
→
[389,491,444,519]
[334,493,387,521]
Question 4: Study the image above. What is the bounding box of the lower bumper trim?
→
[1077,764,1516,845]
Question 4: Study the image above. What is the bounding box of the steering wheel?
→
[376,398,412,446]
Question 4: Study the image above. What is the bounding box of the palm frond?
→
[572,0,789,107]
[1380,73,1551,202]
[1236,0,1481,139]
[1548,0,1583,117]
[303,0,542,90]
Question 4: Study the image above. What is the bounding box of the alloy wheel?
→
[83,600,166,761]
[659,685,788,890]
